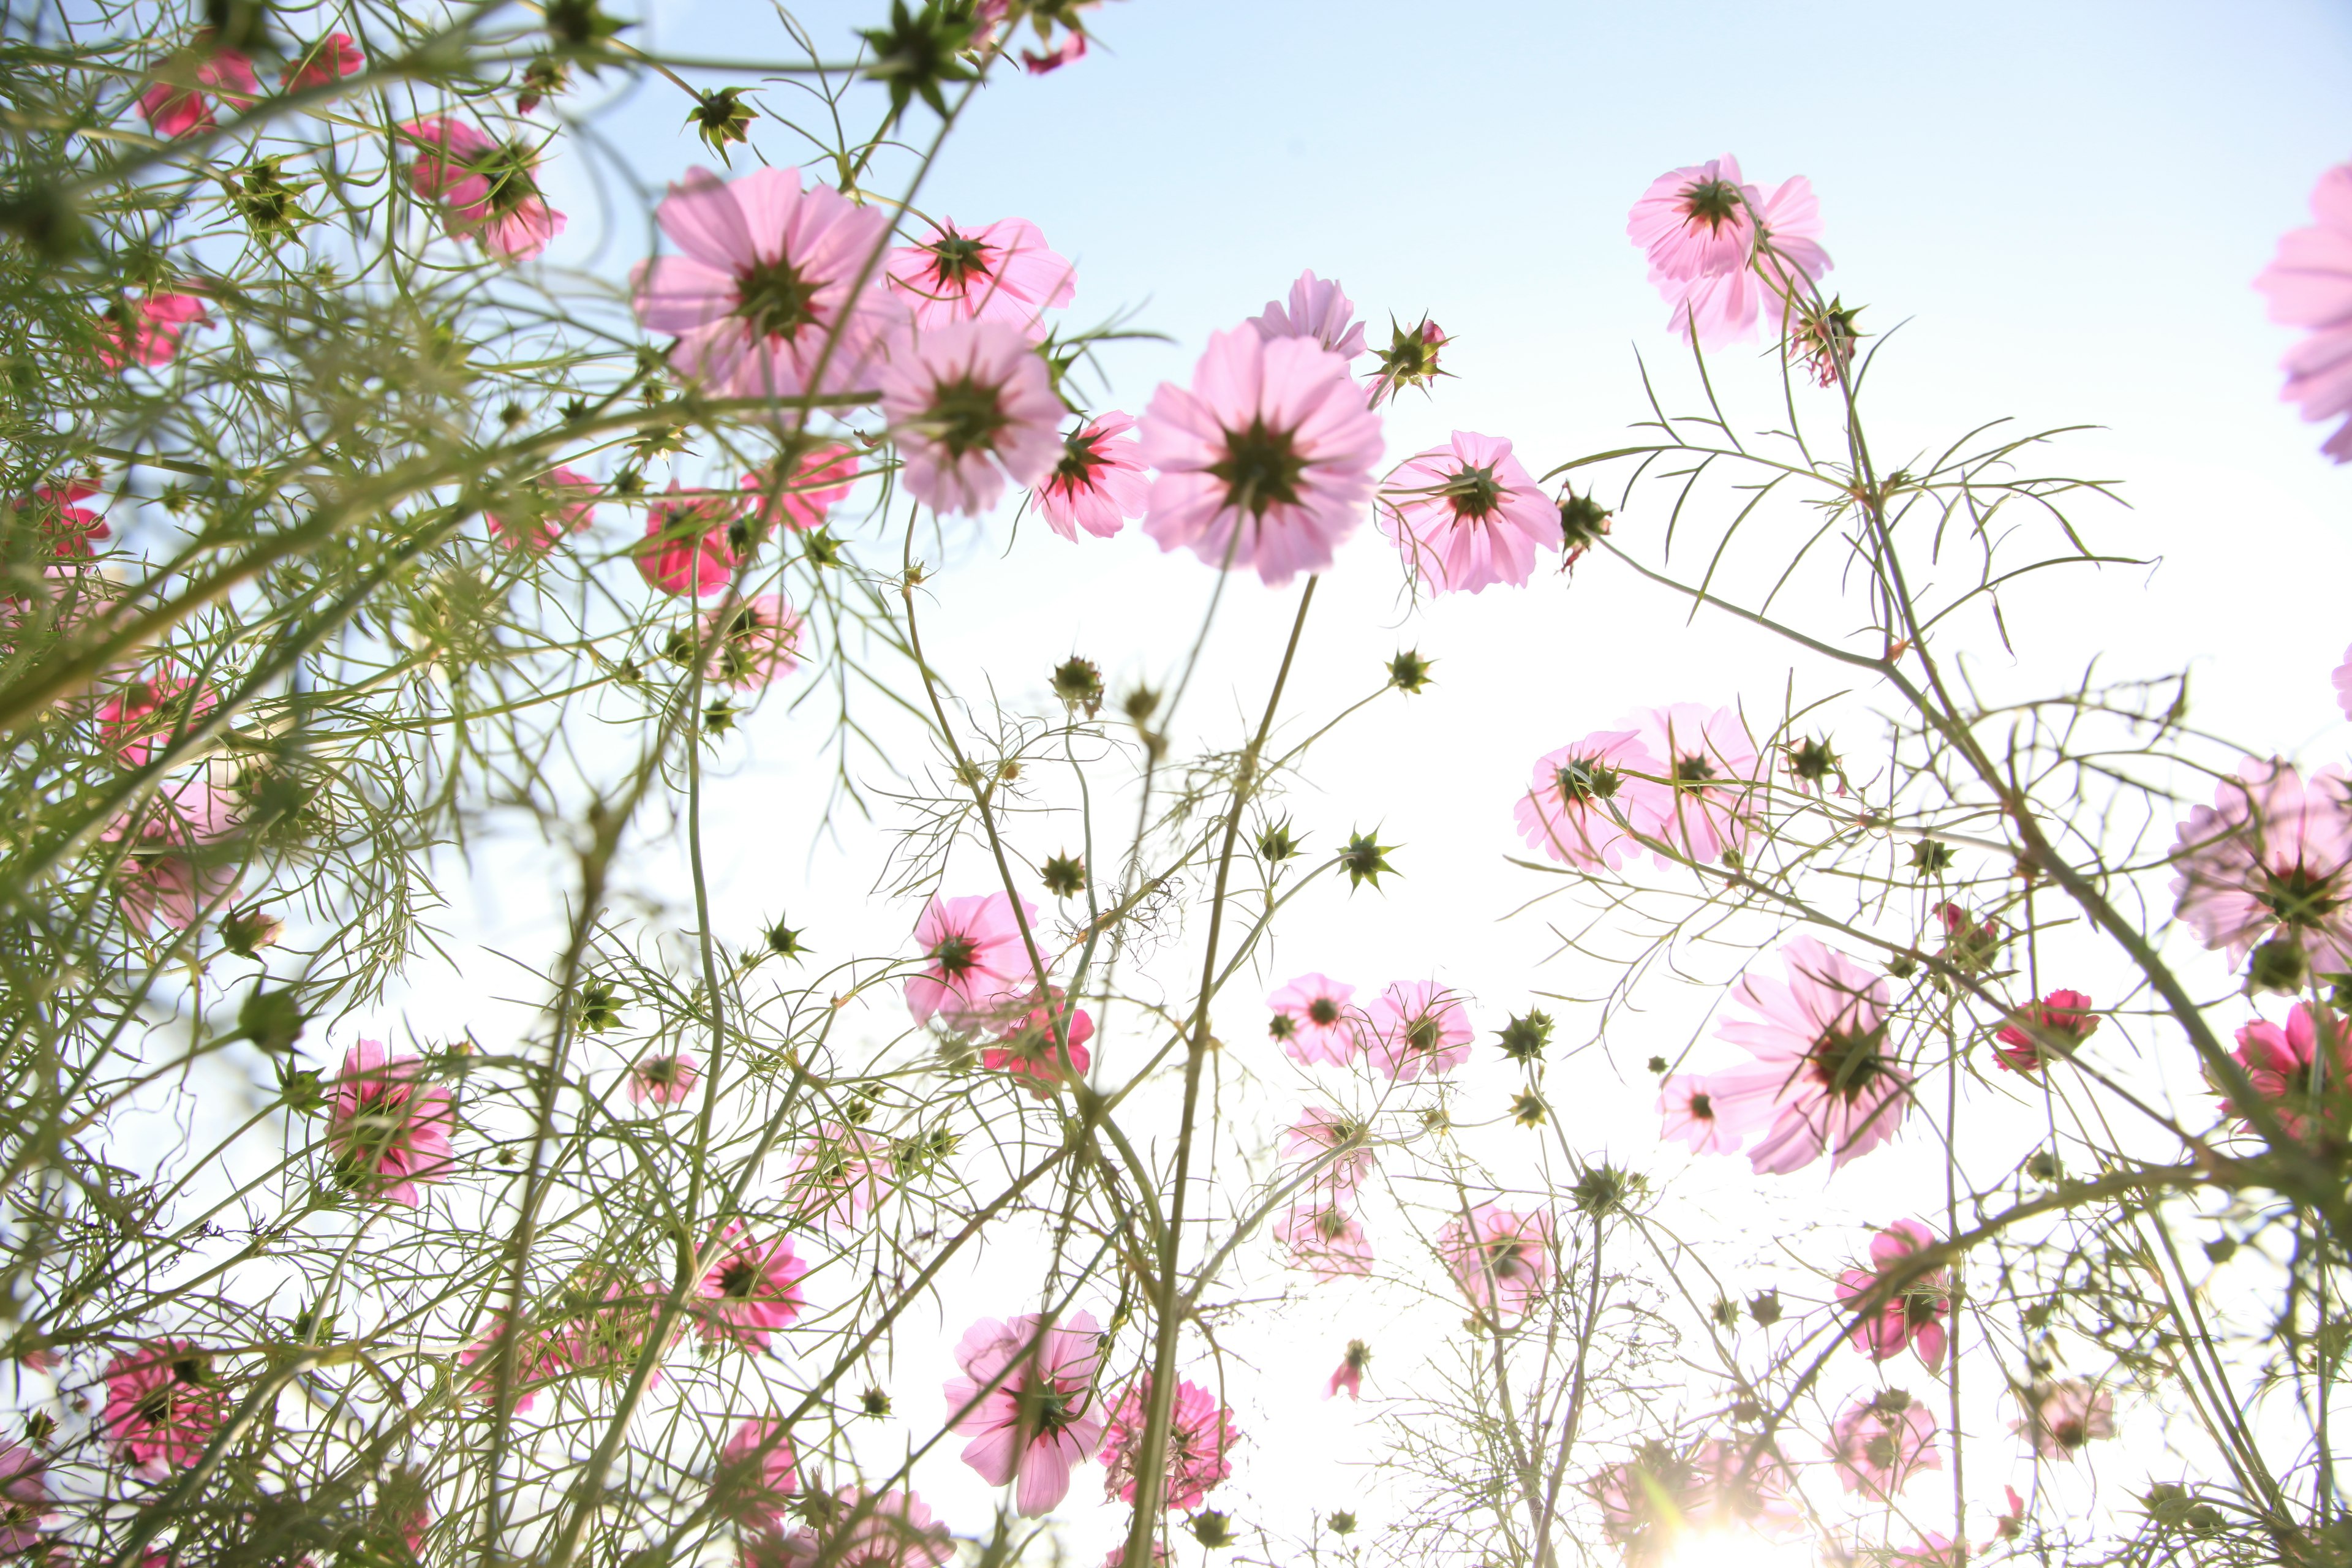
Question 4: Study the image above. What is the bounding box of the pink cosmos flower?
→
[2222,1003,2350,1139]
[138,42,257,138]
[1439,1203,1552,1317]
[1826,1391,1940,1499]
[2171,758,2352,976]
[979,987,1095,1095]
[1516,730,1660,873]
[0,1440,51,1553]
[486,466,599,549]
[557,1280,667,1385]
[785,1123,893,1229]
[631,165,902,398]
[1835,1219,1951,1370]
[1275,1201,1373,1281]
[398,118,565,261]
[98,292,211,372]
[2012,1381,2115,1458]
[943,1311,1106,1517]
[104,1340,224,1479]
[696,1223,808,1351]
[742,445,859,533]
[1594,1438,1803,1564]
[2254,162,2352,462]
[1994,1484,2029,1539]
[1629,703,1758,865]
[886,217,1074,339]
[745,1488,954,1568]
[1022,31,1087,73]
[635,485,745,597]
[1281,1106,1374,1195]
[1325,1339,1371,1401]
[1657,1072,1765,1155]
[714,1417,800,1530]
[1139,326,1385,588]
[1703,936,1911,1175]
[326,1041,457,1207]
[2337,643,2352,720]
[281,32,365,91]
[628,1052,699,1106]
[906,891,1039,1026]
[880,320,1062,516]
[1267,973,1363,1065]
[701,595,804,689]
[1629,155,1760,282]
[1250,271,1367,360]
[96,668,218,768]
[1627,154,1833,349]
[15,480,108,557]
[460,1312,563,1412]
[1378,431,1563,594]
[103,777,241,933]
[1035,412,1150,540]
[1992,989,2098,1073]
[1363,981,1474,1082]
[1099,1378,1238,1510]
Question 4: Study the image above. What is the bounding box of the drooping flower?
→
[942,1311,1106,1517]
[2222,1003,2351,1140]
[696,1223,808,1351]
[2171,758,2352,977]
[138,41,257,138]
[1363,981,1473,1082]
[1834,1219,1951,1370]
[0,1440,51,1553]
[886,217,1074,339]
[2011,1381,2115,1458]
[326,1041,457,1206]
[103,777,242,934]
[104,1340,225,1478]
[1139,326,1384,587]
[1594,1437,1803,1565]
[1656,1072,1766,1155]
[1281,1106,1374,1194]
[713,1417,800,1530]
[1629,155,1760,282]
[2253,162,2352,462]
[905,891,1039,1026]
[281,32,365,91]
[628,1051,699,1106]
[1826,1391,1940,1499]
[12,480,109,557]
[1266,973,1363,1066]
[1035,412,1150,540]
[1274,1202,1373,1282]
[1099,1378,1238,1510]
[1439,1203,1552,1317]
[699,595,804,689]
[979,987,1095,1095]
[635,484,745,597]
[486,466,599,549]
[746,1487,954,1568]
[1992,989,2098,1073]
[785,1123,893,1229]
[1516,729,1661,872]
[880,320,1062,516]
[1629,703,1758,865]
[1627,154,1833,349]
[1378,431,1563,595]
[631,165,902,398]
[1324,1339,1371,1401]
[1249,271,1366,360]
[96,668,218,769]
[98,293,210,371]
[1703,936,1911,1175]
[397,118,565,261]
[742,445,859,533]
[1022,30,1088,74]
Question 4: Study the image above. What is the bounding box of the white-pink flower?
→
[785,1123,892,1229]
[906,892,1038,1025]
[1656,1072,1764,1155]
[1629,703,1758,866]
[2171,758,2352,976]
[1267,973,1363,1066]
[1627,154,1831,350]
[2012,1381,2115,1458]
[1363,981,1473,1082]
[943,1311,1105,1516]
[1702,937,1910,1175]
[1035,412,1149,540]
[1281,1106,1374,1194]
[1378,431,1562,594]
[2255,162,2352,463]
[1515,729,1660,872]
[1274,1201,1373,1282]
[886,217,1074,339]
[1249,270,1366,360]
[1439,1203,1551,1317]
[2335,643,2352,720]
[628,1052,699,1107]
[1826,1391,1940,1499]
[881,320,1062,516]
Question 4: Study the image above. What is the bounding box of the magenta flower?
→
[281,32,364,91]
[1835,1219,1951,1370]
[628,1052,700,1107]
[0,1440,51,1553]
[1439,1203,1552,1317]
[1656,1072,1763,1155]
[1992,989,2098,1073]
[696,1223,809,1352]
[327,1041,456,1206]
[631,165,902,398]
[881,320,1062,515]
[1826,1391,1940,1499]
[1249,271,1366,360]
[943,1310,1106,1517]
[745,1487,954,1568]
[1363,981,1473,1082]
[486,466,599,549]
[1595,1438,1803,1564]
[1324,1339,1371,1401]
[1378,431,1562,594]
[1139,325,1384,587]
[1705,937,1910,1175]
[98,292,210,372]
[1267,973,1363,1066]
[2171,758,2352,976]
[2223,1003,2350,1139]
[104,1340,224,1479]
[1036,412,1150,540]
[2255,162,2352,462]
[138,42,257,138]
[1275,1202,1373,1281]
[979,988,1095,1096]
[785,1124,892,1229]
[886,217,1074,338]
[907,891,1039,1026]
[714,1417,800,1530]
[95,667,218,768]
[743,445,859,533]
[1627,154,1832,349]
[397,118,565,261]
[2012,1381,2114,1458]
[102,777,241,934]
[1022,30,1087,73]
[1629,703,1757,865]
[1099,1378,1238,1510]
[702,595,804,689]
[14,480,108,557]
[1281,1106,1374,1194]
[635,484,745,597]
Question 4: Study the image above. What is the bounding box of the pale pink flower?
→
[1139,326,1384,587]
[906,891,1038,1025]
[635,484,745,597]
[13,480,108,557]
[2011,1381,2114,1458]
[628,1052,699,1106]
[943,1311,1105,1517]
[2337,643,2352,720]
[2171,758,2352,976]
[95,668,218,768]
[1099,1378,1238,1509]
[714,1417,800,1530]
[1705,937,1910,1175]
[1281,1106,1373,1194]
[1363,980,1473,1082]
[979,987,1094,1095]
[281,32,364,91]
[696,1223,808,1352]
[1826,1392,1940,1499]
[881,320,1061,515]
[1250,271,1366,360]
[1994,1484,2029,1539]
[1439,1203,1552,1317]
[2254,162,2352,462]
[887,217,1074,338]
[1595,1438,1803,1564]
[1275,1200,1372,1281]
[2223,1002,2350,1139]
[0,1440,51,1553]
[486,466,598,549]
[1834,1219,1951,1370]
[785,1124,893,1229]
[1656,1072,1765,1155]
[1324,1339,1371,1401]
[1379,431,1562,594]
[745,1488,953,1568]
[138,42,257,138]
[1629,155,1760,282]
[327,1041,456,1206]
[1035,412,1149,540]
[1992,989,2098,1073]
[742,445,859,533]
[1628,154,1833,349]
[701,595,804,689]
[103,777,241,934]
[103,1340,224,1479]
[631,165,902,398]
[459,1312,562,1412]
[398,118,565,261]
[556,1280,667,1385]
[1267,973,1363,1066]
[98,292,210,371]
[1629,703,1758,865]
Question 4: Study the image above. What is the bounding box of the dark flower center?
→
[1679,178,1745,232]
[924,375,1010,459]
[1051,429,1104,489]
[1672,753,1717,789]
[1016,1379,1077,1436]
[1406,1016,1442,1055]
[1688,1091,1714,1120]
[2256,862,2344,932]
[466,141,545,216]
[136,1387,176,1423]
[932,933,978,977]
[1863,1433,1899,1470]
[1557,759,1622,804]
[1807,1023,1892,1103]
[922,230,994,287]
[734,255,820,342]
[1210,418,1308,518]
[1314,1208,1348,1242]
[1442,463,1503,522]
[1484,1242,1528,1281]
[641,1056,680,1085]
[2051,1418,2086,1449]
[1306,997,1340,1027]
[718,1259,761,1298]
